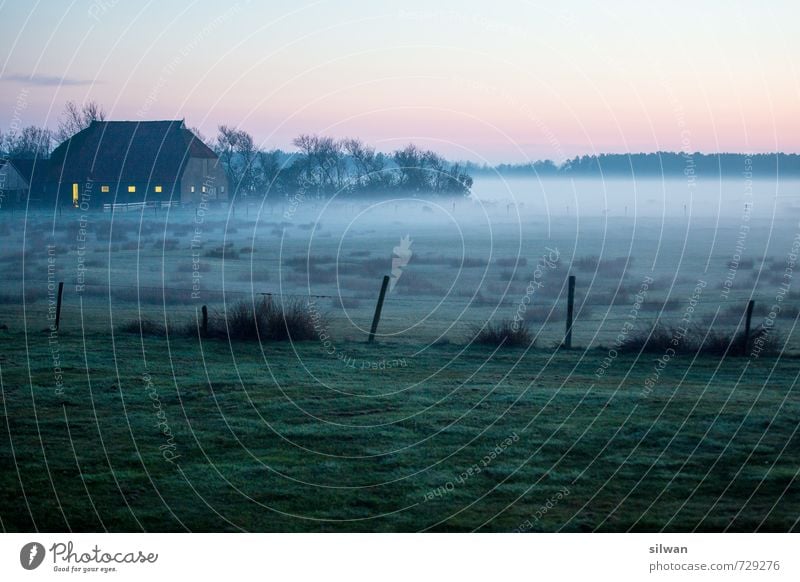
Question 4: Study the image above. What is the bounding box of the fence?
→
[1,273,779,356]
[102,201,182,213]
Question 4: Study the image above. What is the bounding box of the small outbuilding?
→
[0,158,48,206]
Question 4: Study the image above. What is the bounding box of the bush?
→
[471,319,533,347]
[618,322,782,357]
[284,254,336,269]
[212,298,321,342]
[573,256,631,277]
[205,246,240,259]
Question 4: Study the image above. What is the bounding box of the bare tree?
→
[342,137,389,192]
[2,126,53,158]
[391,144,471,194]
[292,134,345,195]
[56,100,106,142]
[215,125,258,195]
[254,149,285,195]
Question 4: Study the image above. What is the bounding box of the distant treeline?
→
[216,129,473,198]
[5,102,798,197]
[0,101,474,198]
[467,153,800,178]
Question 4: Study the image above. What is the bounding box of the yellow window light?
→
[128,185,136,193]
[72,183,79,207]
[101,185,110,193]
[155,185,163,193]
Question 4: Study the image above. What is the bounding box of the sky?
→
[0,0,798,163]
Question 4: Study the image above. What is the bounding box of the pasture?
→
[1,185,798,531]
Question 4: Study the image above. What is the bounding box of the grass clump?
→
[618,322,782,357]
[213,298,321,342]
[117,317,168,337]
[472,319,533,348]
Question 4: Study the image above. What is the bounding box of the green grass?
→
[1,326,797,532]
[2,206,800,531]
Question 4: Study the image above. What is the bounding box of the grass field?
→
[1,190,799,532]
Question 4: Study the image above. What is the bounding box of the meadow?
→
[1,179,798,531]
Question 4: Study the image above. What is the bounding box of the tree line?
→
[213,127,473,198]
[0,100,106,159]
[468,152,800,178]
[0,101,474,198]
[6,101,799,190]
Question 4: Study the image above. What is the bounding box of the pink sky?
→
[1,1,798,162]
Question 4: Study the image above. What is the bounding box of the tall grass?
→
[117,298,321,342]
[212,298,319,341]
[471,319,533,347]
[618,322,782,356]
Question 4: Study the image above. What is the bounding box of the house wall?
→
[179,157,229,204]
[49,180,179,208]
[0,164,30,205]
[0,164,28,190]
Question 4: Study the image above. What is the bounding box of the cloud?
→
[1,73,99,86]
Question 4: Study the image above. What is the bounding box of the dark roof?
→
[1,158,48,184]
[48,120,217,183]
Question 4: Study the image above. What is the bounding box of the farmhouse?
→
[47,120,228,208]
[0,157,48,206]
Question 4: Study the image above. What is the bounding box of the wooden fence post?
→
[54,282,64,331]
[368,275,390,343]
[201,305,208,337]
[743,299,755,355]
[564,275,575,349]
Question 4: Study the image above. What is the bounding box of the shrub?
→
[698,325,781,357]
[617,323,676,354]
[618,322,782,357]
[211,298,321,342]
[573,256,631,277]
[154,237,180,251]
[471,319,533,347]
[205,246,240,259]
[284,254,336,269]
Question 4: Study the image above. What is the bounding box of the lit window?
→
[72,183,79,207]
[101,185,110,193]
[220,186,225,193]
[128,185,136,193]
[201,186,207,193]
[190,186,195,193]
[155,185,162,193]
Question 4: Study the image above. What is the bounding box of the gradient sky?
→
[1,0,798,162]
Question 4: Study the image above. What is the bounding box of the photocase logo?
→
[20,542,45,570]
[390,235,413,292]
